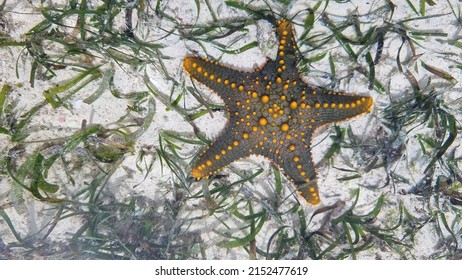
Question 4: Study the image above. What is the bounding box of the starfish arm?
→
[191,126,252,179]
[261,136,321,205]
[183,56,252,101]
[308,92,373,126]
[274,20,299,72]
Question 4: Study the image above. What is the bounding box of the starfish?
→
[183,19,373,205]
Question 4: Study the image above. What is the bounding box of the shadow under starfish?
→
[183,18,373,205]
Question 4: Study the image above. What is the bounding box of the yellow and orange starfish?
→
[183,19,373,205]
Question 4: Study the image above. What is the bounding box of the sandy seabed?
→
[0,0,461,259]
